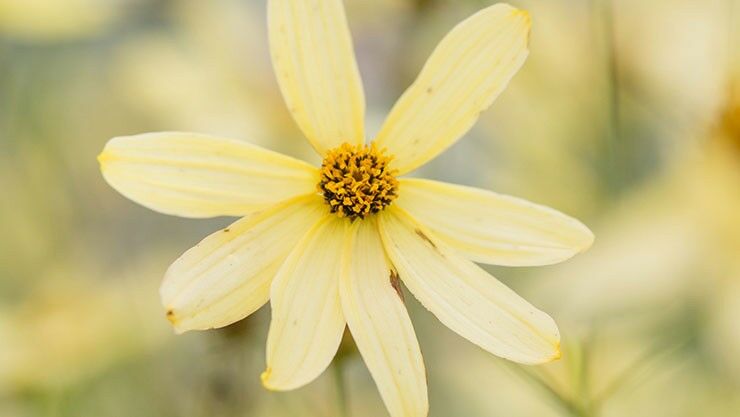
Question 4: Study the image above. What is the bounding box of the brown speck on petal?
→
[390,269,405,302]
[414,228,438,250]
[166,309,177,324]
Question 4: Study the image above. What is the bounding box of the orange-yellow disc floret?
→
[319,143,399,219]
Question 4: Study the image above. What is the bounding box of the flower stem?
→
[333,359,349,417]
[601,0,624,198]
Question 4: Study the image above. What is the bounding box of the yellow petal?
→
[340,219,428,417]
[397,179,594,266]
[374,4,530,174]
[379,207,560,364]
[262,216,347,390]
[268,0,365,154]
[98,132,318,218]
[161,196,326,333]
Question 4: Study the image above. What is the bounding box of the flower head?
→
[98,2,593,416]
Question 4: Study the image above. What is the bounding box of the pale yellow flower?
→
[98,2,593,416]
[0,0,125,41]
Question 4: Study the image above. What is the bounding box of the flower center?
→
[318,143,399,219]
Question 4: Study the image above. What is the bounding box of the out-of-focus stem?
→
[602,0,624,197]
[593,334,691,407]
[334,359,349,417]
[572,339,596,417]
[504,361,594,417]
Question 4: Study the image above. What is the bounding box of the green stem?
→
[504,362,593,417]
[570,337,595,417]
[592,335,689,407]
[602,0,624,197]
[333,360,349,417]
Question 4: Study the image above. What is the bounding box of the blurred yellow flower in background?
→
[0,0,127,41]
[0,259,167,394]
[97,2,593,416]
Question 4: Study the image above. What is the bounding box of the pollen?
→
[319,143,399,220]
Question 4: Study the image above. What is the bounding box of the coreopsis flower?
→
[98,2,593,416]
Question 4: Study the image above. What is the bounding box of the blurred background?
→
[1,0,739,416]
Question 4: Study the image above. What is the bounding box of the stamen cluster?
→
[319,143,399,219]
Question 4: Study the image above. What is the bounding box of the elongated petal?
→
[379,208,560,364]
[161,196,326,333]
[268,0,365,154]
[99,132,318,218]
[397,179,594,266]
[375,4,530,174]
[340,219,428,417]
[262,216,347,390]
